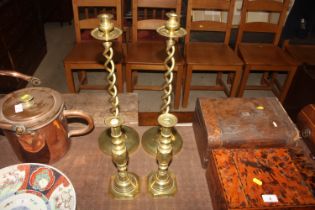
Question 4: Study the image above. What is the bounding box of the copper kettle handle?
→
[0,70,41,86]
[63,110,94,137]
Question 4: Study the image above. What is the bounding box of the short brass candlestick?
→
[142,13,187,156]
[147,113,178,197]
[105,116,139,199]
[91,14,139,155]
[91,14,139,199]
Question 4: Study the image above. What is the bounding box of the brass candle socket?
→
[147,113,178,197]
[91,14,140,155]
[142,12,186,156]
[105,116,139,199]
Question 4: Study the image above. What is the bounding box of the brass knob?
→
[19,94,34,109]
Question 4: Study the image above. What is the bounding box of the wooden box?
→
[297,104,315,155]
[206,147,315,210]
[193,97,300,168]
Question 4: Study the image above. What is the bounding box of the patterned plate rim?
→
[0,162,76,210]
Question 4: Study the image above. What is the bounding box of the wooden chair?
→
[284,40,315,66]
[64,0,124,93]
[124,0,184,109]
[182,0,243,108]
[235,0,298,103]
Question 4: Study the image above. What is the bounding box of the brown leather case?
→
[193,97,300,168]
[206,148,315,210]
[297,104,315,155]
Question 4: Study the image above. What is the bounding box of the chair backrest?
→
[235,0,290,48]
[72,0,123,42]
[185,0,236,45]
[131,0,182,42]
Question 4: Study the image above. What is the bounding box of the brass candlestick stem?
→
[91,14,139,199]
[146,12,187,197]
[142,13,186,156]
[106,117,139,199]
[147,113,178,197]
[91,14,140,155]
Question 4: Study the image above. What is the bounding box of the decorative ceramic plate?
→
[0,163,76,210]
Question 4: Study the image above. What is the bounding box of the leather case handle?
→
[63,110,94,137]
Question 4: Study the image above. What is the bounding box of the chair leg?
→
[278,67,297,103]
[227,72,234,84]
[64,63,76,93]
[126,64,133,92]
[260,72,269,85]
[116,64,123,93]
[216,72,223,85]
[230,70,241,97]
[182,65,193,108]
[173,66,182,109]
[237,65,251,97]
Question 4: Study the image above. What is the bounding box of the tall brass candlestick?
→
[91,14,139,199]
[91,14,139,155]
[142,13,187,156]
[146,13,186,197]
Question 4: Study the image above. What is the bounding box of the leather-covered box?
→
[297,104,315,155]
[193,97,300,168]
[206,147,315,210]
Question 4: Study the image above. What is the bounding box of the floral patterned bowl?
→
[0,163,76,210]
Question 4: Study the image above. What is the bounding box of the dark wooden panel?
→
[0,0,46,93]
[139,111,193,126]
[284,65,315,121]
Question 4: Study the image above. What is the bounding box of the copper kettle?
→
[0,71,94,163]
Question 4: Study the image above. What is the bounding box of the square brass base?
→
[147,171,177,198]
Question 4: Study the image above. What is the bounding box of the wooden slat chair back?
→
[124,0,184,109]
[132,0,181,42]
[64,0,124,93]
[182,0,243,108]
[235,0,290,49]
[185,0,235,45]
[235,0,298,103]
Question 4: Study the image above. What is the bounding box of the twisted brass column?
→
[91,14,139,199]
[91,14,140,156]
[142,13,186,156]
[146,13,186,197]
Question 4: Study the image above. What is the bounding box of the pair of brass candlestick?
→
[91,12,186,199]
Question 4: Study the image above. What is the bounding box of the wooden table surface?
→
[0,126,213,210]
[0,92,139,127]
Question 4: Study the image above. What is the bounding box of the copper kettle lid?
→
[0,87,63,130]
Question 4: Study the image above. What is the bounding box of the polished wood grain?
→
[207,148,315,210]
[182,0,243,108]
[63,0,124,93]
[193,97,300,168]
[235,0,297,103]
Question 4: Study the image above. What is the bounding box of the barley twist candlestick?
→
[142,13,186,157]
[91,14,140,156]
[146,12,186,197]
[91,14,139,199]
